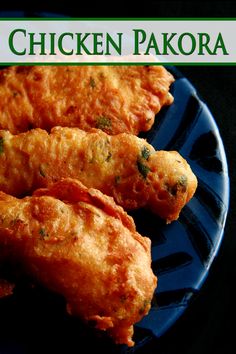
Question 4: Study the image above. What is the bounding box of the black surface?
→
[0,2,236,354]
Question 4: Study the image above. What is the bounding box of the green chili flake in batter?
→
[178,175,187,190]
[90,77,96,88]
[141,146,151,160]
[0,137,4,155]
[106,151,112,162]
[139,299,151,315]
[167,175,188,196]
[96,116,112,131]
[39,228,49,239]
[137,159,150,179]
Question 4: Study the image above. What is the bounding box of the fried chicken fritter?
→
[0,65,174,135]
[0,178,157,346]
[0,127,197,222]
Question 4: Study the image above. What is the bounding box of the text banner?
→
[0,19,235,64]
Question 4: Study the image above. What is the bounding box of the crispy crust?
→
[0,178,157,346]
[0,127,197,222]
[0,65,174,135]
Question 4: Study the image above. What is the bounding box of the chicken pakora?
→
[0,178,157,346]
[0,127,197,222]
[0,65,174,135]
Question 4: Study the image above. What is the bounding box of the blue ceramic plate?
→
[0,66,229,353]
[129,66,230,350]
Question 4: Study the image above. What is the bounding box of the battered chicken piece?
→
[0,65,174,135]
[0,127,197,222]
[0,178,157,346]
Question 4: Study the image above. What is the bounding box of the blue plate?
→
[0,66,229,353]
[129,66,230,350]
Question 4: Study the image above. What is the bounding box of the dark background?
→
[0,2,235,354]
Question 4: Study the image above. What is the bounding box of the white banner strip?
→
[0,19,235,64]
